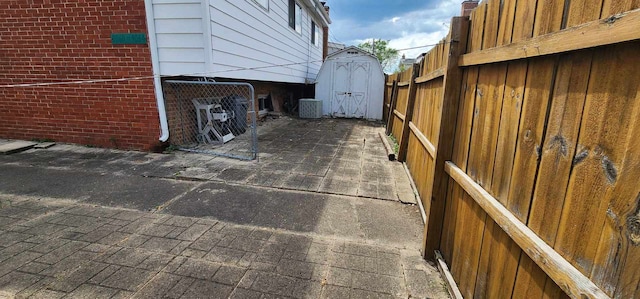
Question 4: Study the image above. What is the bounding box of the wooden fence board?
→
[446,162,610,298]
[513,255,560,298]
[483,0,501,49]
[601,43,640,299]
[453,62,507,298]
[610,93,640,298]
[501,5,558,291]
[506,56,556,225]
[490,61,527,204]
[384,1,640,296]
[468,3,487,52]
[556,43,640,295]
[566,0,606,27]
[512,0,538,40]
[466,63,507,187]
[497,0,518,45]
[527,50,593,244]
[508,57,561,298]
[602,0,640,15]
[476,60,529,299]
[523,50,594,298]
[533,0,566,36]
[480,221,523,298]
[451,190,488,298]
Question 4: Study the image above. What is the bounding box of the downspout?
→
[306,15,311,83]
[144,0,170,142]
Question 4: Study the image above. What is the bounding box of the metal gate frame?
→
[165,80,258,161]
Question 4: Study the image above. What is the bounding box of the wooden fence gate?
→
[385,1,640,297]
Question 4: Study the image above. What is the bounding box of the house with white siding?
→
[145,0,331,115]
[142,0,332,145]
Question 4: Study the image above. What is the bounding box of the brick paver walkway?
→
[0,196,447,298]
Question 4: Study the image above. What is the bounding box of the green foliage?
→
[357,40,399,72]
[163,144,180,154]
[388,135,399,154]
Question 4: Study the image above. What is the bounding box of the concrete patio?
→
[176,117,416,203]
[0,118,449,298]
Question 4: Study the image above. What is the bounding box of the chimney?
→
[323,26,329,60]
[322,3,330,60]
[461,0,478,17]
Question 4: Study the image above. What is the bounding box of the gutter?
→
[305,0,331,26]
[144,0,170,142]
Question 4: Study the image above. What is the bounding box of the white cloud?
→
[331,0,460,62]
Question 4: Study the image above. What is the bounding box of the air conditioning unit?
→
[299,98,323,119]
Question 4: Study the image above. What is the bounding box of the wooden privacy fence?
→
[384,0,640,298]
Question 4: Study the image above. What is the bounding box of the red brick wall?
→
[0,0,160,150]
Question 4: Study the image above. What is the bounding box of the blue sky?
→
[327,0,460,60]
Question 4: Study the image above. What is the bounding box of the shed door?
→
[349,62,369,118]
[331,61,370,118]
[332,62,350,117]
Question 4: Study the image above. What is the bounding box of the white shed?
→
[315,46,385,120]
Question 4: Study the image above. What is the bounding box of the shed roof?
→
[326,46,377,60]
[315,46,384,84]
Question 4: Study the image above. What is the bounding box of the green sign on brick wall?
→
[111,33,147,45]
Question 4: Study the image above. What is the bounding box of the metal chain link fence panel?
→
[164,80,257,160]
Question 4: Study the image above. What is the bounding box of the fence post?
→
[397,64,420,162]
[383,74,389,123]
[385,79,399,136]
[422,16,470,258]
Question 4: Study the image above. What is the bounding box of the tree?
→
[356,39,399,72]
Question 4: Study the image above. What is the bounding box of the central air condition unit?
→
[299,98,322,119]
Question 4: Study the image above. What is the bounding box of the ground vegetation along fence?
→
[385,1,640,297]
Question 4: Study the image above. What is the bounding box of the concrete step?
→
[0,141,37,155]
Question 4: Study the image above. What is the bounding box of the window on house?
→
[311,21,316,45]
[288,0,301,33]
[311,21,319,45]
[252,0,268,10]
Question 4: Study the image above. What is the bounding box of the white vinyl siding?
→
[211,0,323,83]
[148,0,324,82]
[252,0,268,10]
[151,0,208,76]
